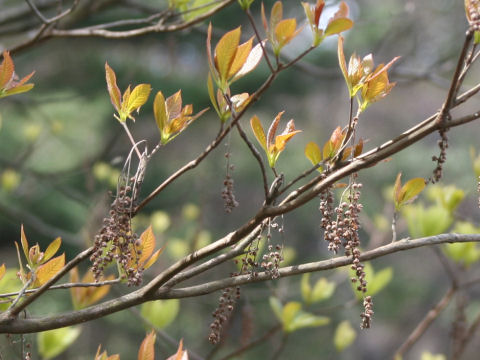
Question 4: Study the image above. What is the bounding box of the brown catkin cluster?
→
[261,244,283,279]
[234,236,261,279]
[90,184,143,286]
[222,153,239,213]
[431,129,449,183]
[361,295,374,329]
[344,182,367,293]
[468,1,480,30]
[209,286,240,344]
[319,182,338,252]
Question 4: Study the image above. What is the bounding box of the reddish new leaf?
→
[166,339,189,360]
[215,27,241,83]
[34,253,65,287]
[0,264,5,282]
[105,62,121,111]
[0,51,14,89]
[138,331,156,360]
[228,37,253,79]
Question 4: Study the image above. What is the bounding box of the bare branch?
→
[1,233,477,334]
[394,287,456,358]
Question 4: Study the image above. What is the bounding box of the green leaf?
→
[426,185,465,213]
[305,141,322,168]
[269,296,283,322]
[43,237,61,263]
[126,84,151,115]
[399,177,425,205]
[154,91,167,136]
[311,277,336,303]
[250,115,267,152]
[0,269,22,311]
[282,301,302,331]
[420,352,446,360]
[141,299,180,329]
[300,273,312,303]
[367,266,393,297]
[286,311,330,332]
[37,327,81,359]
[334,320,356,352]
[350,263,393,299]
[402,204,453,238]
[325,18,353,36]
[475,30,480,44]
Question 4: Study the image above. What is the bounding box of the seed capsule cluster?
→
[222,153,239,213]
[320,175,371,326]
[361,295,374,329]
[261,244,283,279]
[90,184,143,286]
[209,286,240,344]
[468,0,480,30]
[431,129,449,183]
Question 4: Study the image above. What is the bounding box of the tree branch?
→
[1,233,478,334]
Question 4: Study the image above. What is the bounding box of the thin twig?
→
[25,0,80,25]
[218,325,282,360]
[235,122,270,200]
[0,279,121,299]
[2,234,479,334]
[394,286,456,358]
[7,277,34,310]
[246,8,274,73]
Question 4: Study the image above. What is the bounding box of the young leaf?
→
[95,345,120,360]
[250,115,267,151]
[70,267,114,310]
[34,253,65,287]
[300,273,312,303]
[20,224,29,261]
[334,320,356,352]
[399,177,426,205]
[274,19,298,48]
[269,296,283,322]
[166,339,189,360]
[0,51,14,89]
[154,91,167,133]
[126,84,152,116]
[324,2,353,36]
[138,226,155,265]
[311,277,336,303]
[141,299,180,329]
[138,330,156,360]
[43,237,61,263]
[37,327,81,360]
[0,264,5,282]
[281,301,302,331]
[215,27,241,83]
[325,18,353,36]
[227,37,253,79]
[305,141,322,166]
[232,41,264,81]
[105,62,121,111]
